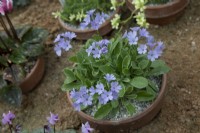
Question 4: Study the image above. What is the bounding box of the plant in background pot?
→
[55,26,170,132]
[0,0,48,106]
[52,0,122,40]
[126,0,190,25]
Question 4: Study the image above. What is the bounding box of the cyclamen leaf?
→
[94,103,112,119]
[0,85,22,106]
[8,50,27,64]
[130,77,148,89]
[0,56,8,67]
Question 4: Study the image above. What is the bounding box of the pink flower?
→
[0,0,13,15]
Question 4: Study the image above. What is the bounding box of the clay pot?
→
[126,0,190,25]
[20,57,45,94]
[58,8,120,40]
[66,74,167,132]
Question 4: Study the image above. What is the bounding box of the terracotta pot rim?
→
[67,74,167,125]
[58,8,120,33]
[20,56,45,93]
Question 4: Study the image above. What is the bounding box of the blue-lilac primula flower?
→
[1,111,15,125]
[126,31,138,45]
[47,112,59,125]
[81,122,94,133]
[104,74,116,82]
[137,44,147,54]
[99,91,113,104]
[86,39,110,58]
[54,32,76,56]
[80,9,109,30]
[96,83,105,95]
[111,81,122,93]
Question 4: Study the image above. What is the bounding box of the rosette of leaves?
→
[62,32,170,119]
[13,0,31,8]
[59,0,112,24]
[0,25,48,106]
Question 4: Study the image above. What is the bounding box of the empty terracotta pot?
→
[126,0,190,25]
[20,57,45,94]
[58,8,120,40]
[67,74,167,133]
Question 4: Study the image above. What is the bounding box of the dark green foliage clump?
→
[147,0,170,5]
[13,0,31,8]
[60,0,112,23]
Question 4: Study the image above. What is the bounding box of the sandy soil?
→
[1,0,200,132]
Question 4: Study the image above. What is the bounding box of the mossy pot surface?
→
[126,0,190,25]
[20,57,45,94]
[66,74,167,133]
[58,8,120,40]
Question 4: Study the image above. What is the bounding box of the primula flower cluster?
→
[81,122,94,133]
[54,32,76,56]
[86,39,110,58]
[123,27,164,61]
[80,9,109,30]
[70,74,122,111]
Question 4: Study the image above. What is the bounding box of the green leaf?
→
[135,91,155,101]
[125,87,133,94]
[63,68,76,84]
[122,78,130,83]
[109,37,120,55]
[111,100,119,108]
[22,27,48,43]
[17,25,32,39]
[122,55,131,74]
[125,103,136,115]
[131,61,140,70]
[148,65,170,76]
[21,42,44,57]
[61,82,81,91]
[138,60,150,69]
[3,65,25,84]
[69,56,78,63]
[146,86,156,95]
[99,65,114,74]
[150,60,165,68]
[130,77,148,89]
[149,80,159,92]
[8,50,27,64]
[119,87,126,97]
[125,94,137,99]
[0,85,22,106]
[94,103,112,119]
[0,56,8,66]
[133,69,144,75]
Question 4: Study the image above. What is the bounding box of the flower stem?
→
[0,16,13,39]
[5,14,20,43]
[54,125,56,133]
[9,125,12,133]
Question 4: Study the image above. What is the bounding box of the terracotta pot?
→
[66,74,167,132]
[126,0,190,25]
[58,8,120,40]
[20,57,45,94]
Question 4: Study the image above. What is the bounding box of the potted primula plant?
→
[54,26,170,132]
[126,0,190,25]
[0,0,48,105]
[52,0,123,40]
